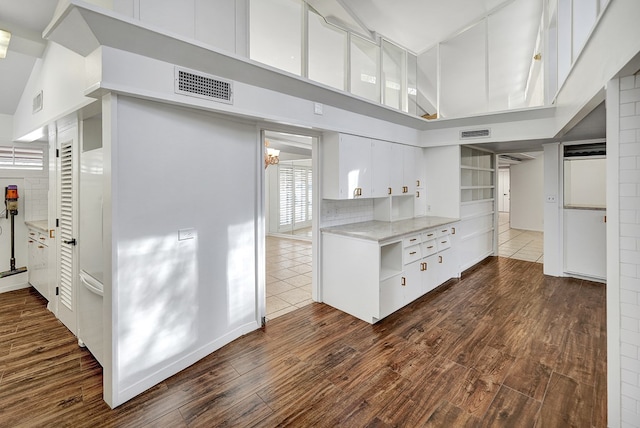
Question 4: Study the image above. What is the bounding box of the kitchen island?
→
[322,216,460,323]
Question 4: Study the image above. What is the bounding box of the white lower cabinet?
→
[322,220,459,323]
[27,228,50,300]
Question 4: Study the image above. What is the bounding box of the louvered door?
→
[56,136,78,334]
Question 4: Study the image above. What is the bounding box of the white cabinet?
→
[563,209,606,280]
[371,139,392,198]
[323,133,424,201]
[403,145,422,195]
[323,133,372,199]
[27,228,50,300]
[322,220,459,323]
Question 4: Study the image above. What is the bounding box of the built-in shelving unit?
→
[460,146,495,203]
[458,146,497,271]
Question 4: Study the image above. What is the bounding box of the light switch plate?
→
[178,228,196,241]
[314,102,323,115]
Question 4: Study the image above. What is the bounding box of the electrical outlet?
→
[178,228,196,241]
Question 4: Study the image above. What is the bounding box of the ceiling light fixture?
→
[0,29,12,59]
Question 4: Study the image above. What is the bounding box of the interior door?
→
[56,125,79,335]
[498,168,510,212]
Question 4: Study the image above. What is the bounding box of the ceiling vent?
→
[174,67,233,104]
[32,90,43,114]
[460,128,490,139]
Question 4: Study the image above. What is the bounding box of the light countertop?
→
[321,216,459,242]
[25,220,49,233]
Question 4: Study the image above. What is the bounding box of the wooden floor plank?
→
[0,257,606,427]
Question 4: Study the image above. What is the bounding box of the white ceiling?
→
[309,0,517,53]
[0,0,58,115]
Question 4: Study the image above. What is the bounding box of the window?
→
[250,0,302,76]
[308,10,347,91]
[0,145,45,171]
[278,164,312,232]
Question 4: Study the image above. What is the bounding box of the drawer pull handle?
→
[442,229,448,233]
[427,245,434,249]
[410,238,417,242]
[441,241,447,244]
[409,251,417,255]
[452,227,456,235]
[38,245,45,249]
[29,232,36,236]
[401,277,406,286]
[438,256,443,264]
[427,233,434,237]
[416,180,420,187]
[388,187,392,195]
[416,191,420,198]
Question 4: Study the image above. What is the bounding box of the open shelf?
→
[380,241,403,280]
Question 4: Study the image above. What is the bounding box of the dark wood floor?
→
[0,257,606,427]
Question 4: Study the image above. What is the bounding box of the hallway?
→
[498,212,544,263]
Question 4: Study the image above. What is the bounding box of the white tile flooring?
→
[498,212,544,263]
[265,236,313,320]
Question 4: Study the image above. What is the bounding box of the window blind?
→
[0,146,45,171]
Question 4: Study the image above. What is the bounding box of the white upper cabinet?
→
[404,145,422,194]
[389,143,404,195]
[322,133,372,199]
[323,133,424,201]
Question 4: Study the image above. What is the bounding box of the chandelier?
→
[264,140,280,168]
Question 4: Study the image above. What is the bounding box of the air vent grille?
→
[33,90,43,114]
[460,129,490,139]
[175,67,233,104]
[563,142,606,157]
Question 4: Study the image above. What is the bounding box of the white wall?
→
[105,95,260,406]
[543,143,562,276]
[13,42,93,141]
[510,155,544,231]
[112,0,248,56]
[609,74,640,428]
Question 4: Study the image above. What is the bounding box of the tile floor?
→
[497,212,544,263]
[266,236,313,320]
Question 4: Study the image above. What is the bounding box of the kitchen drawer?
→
[422,230,437,241]
[436,227,452,238]
[28,229,49,247]
[437,236,451,252]
[403,234,421,248]
[403,245,422,264]
[421,239,438,257]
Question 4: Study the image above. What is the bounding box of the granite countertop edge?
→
[25,220,49,233]
[321,216,460,242]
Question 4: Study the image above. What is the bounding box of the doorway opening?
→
[496,153,544,264]
[263,130,315,320]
